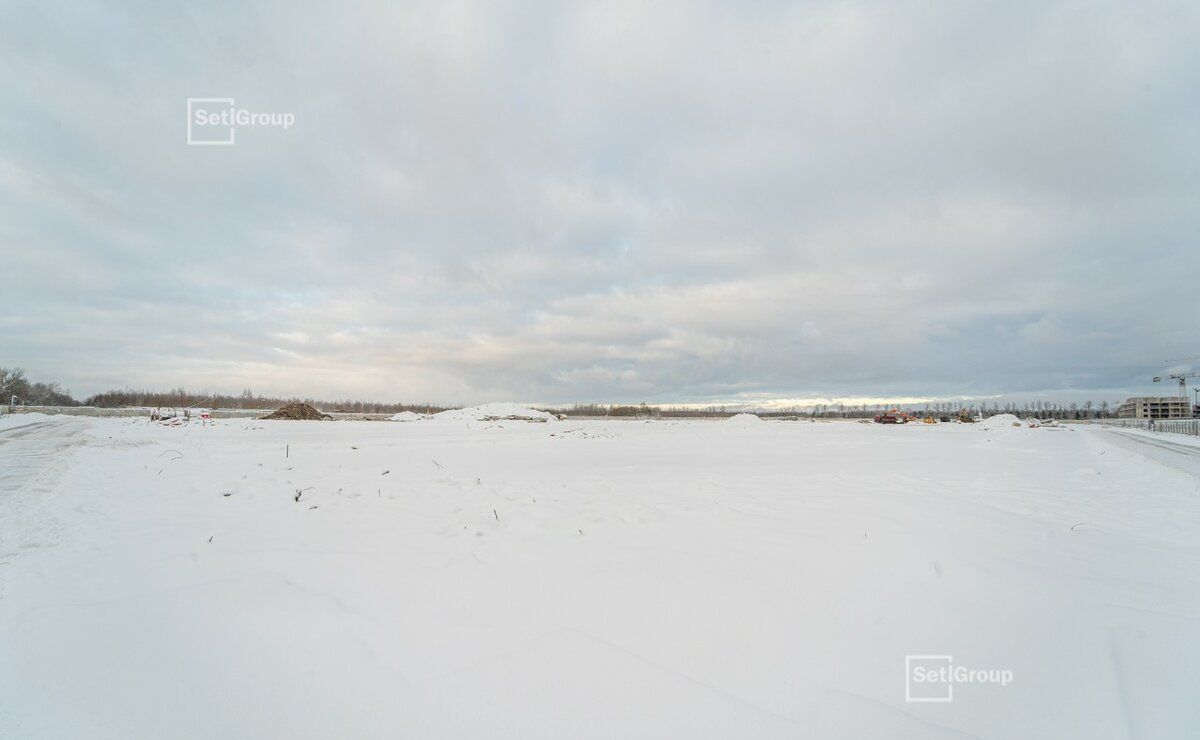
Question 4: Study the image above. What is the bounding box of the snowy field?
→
[2,412,1199,739]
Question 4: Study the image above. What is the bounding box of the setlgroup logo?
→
[186,98,295,145]
[905,655,1013,703]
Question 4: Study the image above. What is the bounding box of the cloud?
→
[1,0,1198,404]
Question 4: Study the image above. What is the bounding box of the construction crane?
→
[1153,372,1200,403]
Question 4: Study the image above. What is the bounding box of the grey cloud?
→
[1,0,1198,405]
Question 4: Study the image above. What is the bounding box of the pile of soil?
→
[261,403,332,421]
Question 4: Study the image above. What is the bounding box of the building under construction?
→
[1116,396,1194,419]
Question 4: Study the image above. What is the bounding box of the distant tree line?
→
[82,388,448,415]
[560,400,1116,420]
[1,367,1118,420]
[0,367,80,407]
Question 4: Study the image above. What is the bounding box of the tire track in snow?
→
[0,417,89,590]
[1103,428,1200,479]
[1107,429,1200,457]
[0,420,58,443]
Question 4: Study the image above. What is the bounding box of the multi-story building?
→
[1116,396,1193,419]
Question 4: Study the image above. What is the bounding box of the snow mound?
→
[980,413,1023,430]
[726,413,762,424]
[433,403,556,423]
[388,411,426,422]
[0,412,53,429]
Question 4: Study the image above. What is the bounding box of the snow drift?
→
[388,411,426,422]
[432,403,556,423]
[980,413,1023,430]
[725,413,762,424]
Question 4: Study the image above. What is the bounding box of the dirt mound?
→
[261,403,332,421]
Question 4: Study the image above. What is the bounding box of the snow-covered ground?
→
[2,414,1198,739]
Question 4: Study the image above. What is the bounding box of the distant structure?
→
[1117,396,1193,419]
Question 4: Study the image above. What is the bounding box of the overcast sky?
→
[2,1,1198,407]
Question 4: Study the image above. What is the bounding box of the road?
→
[0,416,89,580]
[1103,426,1200,477]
